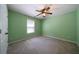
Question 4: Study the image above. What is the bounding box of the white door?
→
[0,4,8,54]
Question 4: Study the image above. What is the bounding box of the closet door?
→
[0,4,8,54]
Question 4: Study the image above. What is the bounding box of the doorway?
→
[0,4,8,54]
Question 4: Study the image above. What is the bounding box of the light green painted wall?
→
[8,10,42,43]
[8,10,78,44]
[77,9,79,44]
[42,11,77,43]
[8,10,26,43]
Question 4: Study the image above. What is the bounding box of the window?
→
[27,18,35,33]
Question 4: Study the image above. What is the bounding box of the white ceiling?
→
[7,4,79,19]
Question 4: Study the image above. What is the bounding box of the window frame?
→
[27,17,35,34]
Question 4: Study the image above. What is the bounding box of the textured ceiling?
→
[7,4,78,19]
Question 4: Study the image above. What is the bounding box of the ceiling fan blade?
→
[36,13,43,16]
[36,10,41,12]
[47,13,52,14]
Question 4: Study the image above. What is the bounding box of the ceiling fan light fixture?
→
[42,13,46,17]
[36,4,54,17]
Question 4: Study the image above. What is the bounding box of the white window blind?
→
[27,18,35,33]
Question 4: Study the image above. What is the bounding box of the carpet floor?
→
[7,36,79,54]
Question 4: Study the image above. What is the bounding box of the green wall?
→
[8,10,42,43]
[42,11,77,43]
[8,10,78,44]
[77,9,79,44]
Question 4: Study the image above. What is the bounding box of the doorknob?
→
[0,29,1,34]
[5,32,8,34]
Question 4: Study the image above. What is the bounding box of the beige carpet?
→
[8,36,79,54]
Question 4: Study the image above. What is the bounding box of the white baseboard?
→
[9,35,78,45]
[8,36,40,45]
[8,37,27,45]
[44,35,77,44]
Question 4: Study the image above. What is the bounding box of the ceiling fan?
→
[36,4,54,17]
